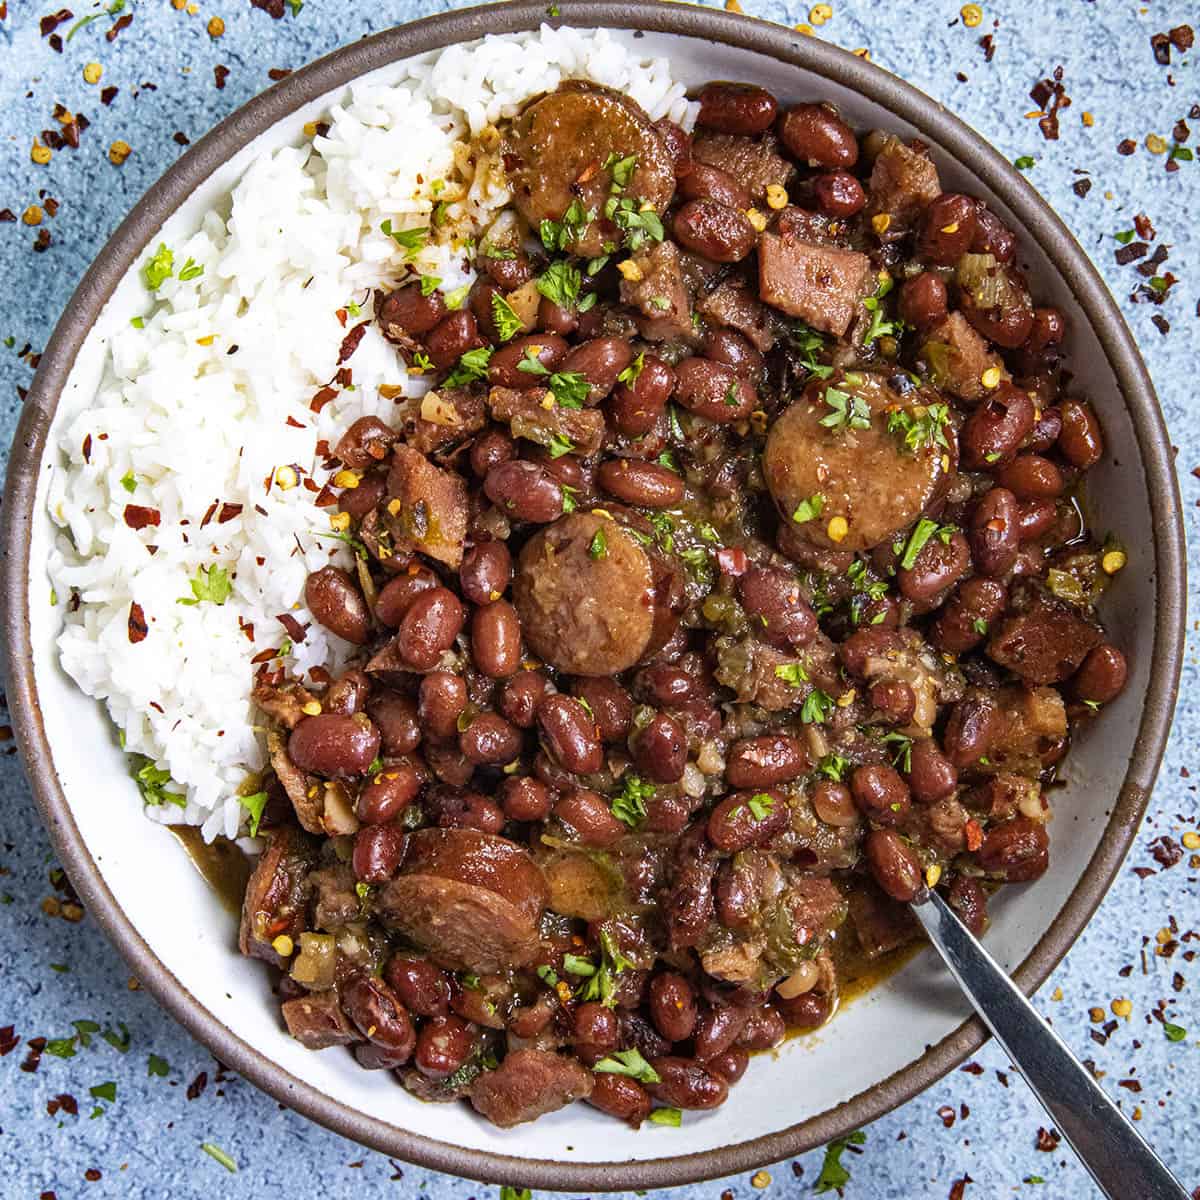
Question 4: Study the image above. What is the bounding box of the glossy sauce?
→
[170,826,251,917]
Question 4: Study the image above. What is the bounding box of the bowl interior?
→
[15,18,1175,1189]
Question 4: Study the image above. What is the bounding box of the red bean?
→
[367,691,421,756]
[738,565,817,649]
[931,577,1007,653]
[692,1006,748,1062]
[697,82,779,135]
[418,671,468,740]
[499,774,552,822]
[813,170,866,216]
[357,761,422,824]
[289,713,381,778]
[708,1047,749,1084]
[596,458,684,508]
[398,587,463,671]
[898,272,948,328]
[324,668,370,716]
[470,427,516,478]
[460,541,512,606]
[707,789,789,851]
[1017,498,1057,542]
[971,205,1018,262]
[342,976,415,1062]
[1057,399,1103,469]
[864,829,923,901]
[459,712,522,765]
[897,531,970,603]
[961,384,1036,469]
[588,1074,653,1126]
[610,355,675,437]
[672,200,757,264]
[703,328,763,378]
[633,712,687,783]
[1025,307,1067,352]
[572,677,634,742]
[907,737,958,803]
[648,972,698,1043]
[352,822,406,883]
[414,1015,474,1080]
[675,356,755,421]
[947,875,989,937]
[738,1005,786,1051]
[488,333,569,388]
[424,310,484,370]
[305,567,371,644]
[838,627,902,676]
[498,671,551,729]
[1025,405,1063,454]
[726,734,809,788]
[869,679,916,725]
[471,600,522,679]
[942,694,1000,767]
[375,565,439,628]
[977,817,1049,881]
[377,284,447,339]
[969,487,1020,577]
[994,454,1064,500]
[777,103,858,167]
[573,1001,621,1056]
[811,779,858,827]
[338,471,386,519]
[482,249,535,291]
[384,956,451,1017]
[679,162,752,211]
[484,460,564,523]
[1074,643,1128,703]
[555,787,625,847]
[850,764,911,826]
[537,693,604,774]
[433,789,504,834]
[561,337,635,403]
[918,193,979,265]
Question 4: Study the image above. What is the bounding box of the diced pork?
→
[487,386,606,458]
[758,232,873,337]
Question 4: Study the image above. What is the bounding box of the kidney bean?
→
[588,1073,653,1126]
[1074,643,1128,703]
[414,1014,474,1080]
[698,81,779,134]
[777,989,832,1030]
[304,566,371,644]
[459,712,522,765]
[499,774,552,822]
[838,627,902,675]
[865,828,923,902]
[964,266,1034,347]
[706,1047,749,1084]
[813,169,866,217]
[434,788,505,834]
[898,271,948,328]
[943,694,1000,767]
[342,975,416,1061]
[354,1042,408,1070]
[357,761,423,824]
[367,691,421,756]
[470,427,516,478]
[1025,405,1063,453]
[596,458,684,508]
[947,875,988,937]
[622,1010,673,1063]
[703,328,763,378]
[325,668,370,716]
[969,487,1020,577]
[508,994,555,1039]
[931,577,1007,653]
[424,310,484,370]
[498,671,551,729]
[398,588,463,671]
[560,337,635,403]
[537,295,579,337]
[680,162,752,211]
[647,972,698,1043]
[715,859,757,929]
[418,672,467,740]
[1057,399,1104,469]
[377,284,446,339]
[707,789,788,852]
[692,1005,749,1062]
[537,694,603,774]
[484,460,563,523]
[907,737,958,803]
[971,204,1018,262]
[352,822,406,883]
[384,956,452,1017]
[726,734,809,788]
[482,249,535,291]
[334,416,396,469]
[672,200,757,264]
[897,530,970,603]
[610,355,676,437]
[738,1005,786,1051]
[869,679,916,725]
[472,600,522,679]
[633,712,687,783]
[469,280,506,343]
[1024,306,1066,353]
[375,565,439,628]
[488,333,569,388]
[738,565,817,650]
[977,817,1049,881]
[777,103,858,167]
[529,447,587,495]
[918,193,979,265]
[653,114,693,178]
[635,664,698,708]
[675,356,755,422]
[572,677,634,743]
[339,471,387,519]
[994,454,1064,501]
[1016,498,1057,542]
[289,713,381,778]
[424,741,474,788]
[961,384,1036,469]
[449,977,509,1029]
[810,779,858,827]
[573,1001,620,1055]
[460,541,512,606]
[555,787,625,847]
[850,764,911,826]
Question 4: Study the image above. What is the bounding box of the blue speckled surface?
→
[0,2,1196,1197]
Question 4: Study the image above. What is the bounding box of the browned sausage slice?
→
[469,1048,594,1127]
[763,371,951,552]
[238,824,316,968]
[376,828,549,972]
[514,511,677,676]
[502,82,676,258]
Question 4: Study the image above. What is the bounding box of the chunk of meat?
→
[281,990,361,1050]
[514,512,682,676]
[377,828,549,972]
[987,586,1102,684]
[238,824,316,968]
[922,312,1008,404]
[502,83,675,258]
[847,882,918,959]
[840,626,960,734]
[396,387,487,457]
[714,633,840,712]
[308,863,360,930]
[763,371,950,551]
[692,131,794,201]
[487,386,606,458]
[757,233,873,337]
[697,278,777,350]
[701,936,766,984]
[983,685,1068,776]
[864,134,942,242]
[469,1048,593,1127]
[778,876,847,958]
[619,238,693,340]
[253,678,318,731]
[268,730,321,834]
[383,444,468,569]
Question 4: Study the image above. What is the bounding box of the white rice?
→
[45,27,697,843]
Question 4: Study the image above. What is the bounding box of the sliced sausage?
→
[238,824,316,968]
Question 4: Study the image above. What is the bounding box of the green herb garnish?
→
[814,1130,866,1193]
[611,774,654,828]
[593,1047,660,1083]
[792,493,825,524]
[491,291,524,342]
[380,221,429,256]
[819,386,871,432]
[143,244,175,290]
[801,688,834,725]
[774,662,810,687]
[239,791,268,837]
[177,563,233,606]
[536,260,581,308]
[445,345,493,386]
[589,528,607,559]
[178,258,204,283]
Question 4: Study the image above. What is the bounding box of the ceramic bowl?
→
[1,2,1185,1189]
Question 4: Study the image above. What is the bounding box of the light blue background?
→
[0,2,1195,1197]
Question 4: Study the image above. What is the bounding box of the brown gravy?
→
[169,826,252,917]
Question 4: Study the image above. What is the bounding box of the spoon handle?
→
[910,890,1190,1200]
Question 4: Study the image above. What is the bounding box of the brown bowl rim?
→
[0,1,1185,1190]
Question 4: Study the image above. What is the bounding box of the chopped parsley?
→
[611,774,653,828]
[540,198,593,253]
[817,753,849,782]
[561,484,578,514]
[536,964,559,987]
[177,563,233,606]
[536,260,582,308]
[517,348,550,376]
[200,1143,238,1174]
[593,1047,660,1083]
[130,316,145,329]
[861,275,907,346]
[445,345,494,386]
[886,403,951,453]
[603,194,665,251]
[656,450,679,473]
[120,470,137,494]
[562,954,595,977]
[443,284,470,310]
[789,321,833,379]
[143,244,175,290]
[589,528,607,560]
[801,688,835,725]
[972,617,990,635]
[1114,230,1136,245]
[814,1130,866,1194]
[546,432,575,459]
[819,386,872,433]
[649,1106,682,1127]
[586,255,610,276]
[774,662,810,687]
[346,300,362,317]
[1014,155,1036,170]
[881,731,913,773]
[723,381,740,407]
[239,791,268,837]
[102,1023,131,1053]
[411,351,434,373]
[1163,1021,1187,1042]
[178,258,204,283]
[129,755,185,809]
[481,241,517,260]
[419,275,442,297]
[792,493,825,524]
[898,518,954,570]
[491,291,524,342]
[90,1081,117,1104]
[548,371,590,410]
[617,352,645,388]
[500,1188,532,1200]
[380,220,429,256]
[604,151,639,191]
[576,928,635,1007]
[147,1054,170,1077]
[745,792,775,821]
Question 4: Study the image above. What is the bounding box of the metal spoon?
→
[910,890,1191,1200]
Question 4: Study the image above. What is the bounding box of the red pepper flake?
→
[285,415,306,429]
[123,504,161,530]
[1150,836,1183,869]
[1152,314,1170,337]
[128,601,148,644]
[310,386,338,414]
[40,9,72,37]
[186,1070,208,1100]
[82,433,92,462]
[200,500,219,528]
[268,67,292,81]
[217,502,243,523]
[964,818,983,852]
[1035,1126,1060,1151]
[978,34,995,62]
[0,209,15,222]
[173,131,190,146]
[948,1177,972,1200]
[337,321,369,365]
[250,0,286,16]
[1115,241,1148,266]
[105,11,132,40]
[1133,213,1156,240]
[48,1092,78,1117]
[960,1061,984,1075]
[214,64,230,90]
[335,307,348,327]
[44,196,60,217]
[21,1036,47,1073]
[100,85,119,106]
[1118,1078,1142,1093]
[334,367,353,388]
[1029,66,1070,141]
[33,228,52,253]
[277,612,308,643]
[1132,866,1157,880]
[309,664,333,686]
[716,546,748,576]
[84,1169,102,1183]
[0,1025,19,1056]
[937,1104,956,1128]
[1117,138,1137,156]
[250,646,278,664]
[314,483,338,507]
